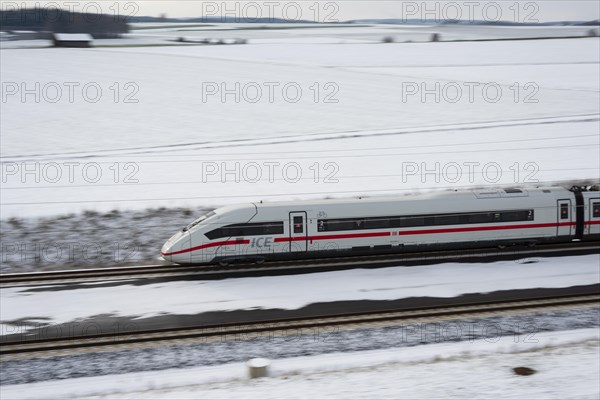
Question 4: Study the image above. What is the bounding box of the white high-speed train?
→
[160,186,600,265]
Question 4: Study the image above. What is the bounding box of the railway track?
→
[2,292,598,359]
[1,241,598,287]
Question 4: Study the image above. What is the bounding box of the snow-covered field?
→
[1,254,598,335]
[2,328,598,399]
[1,32,598,218]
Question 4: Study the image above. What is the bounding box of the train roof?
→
[250,186,571,210]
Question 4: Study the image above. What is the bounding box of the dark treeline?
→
[0,8,128,38]
[128,15,314,23]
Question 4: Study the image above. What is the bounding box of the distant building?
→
[52,33,93,48]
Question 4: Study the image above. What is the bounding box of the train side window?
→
[364,217,389,229]
[593,202,600,218]
[560,204,569,219]
[293,216,303,233]
[434,215,460,225]
[502,210,529,222]
[231,227,245,237]
[261,222,284,235]
[206,222,283,239]
[355,219,364,228]
[458,214,470,224]
[205,228,222,239]
[399,216,425,227]
[325,219,355,231]
[315,209,534,232]
[388,217,402,228]
[468,213,493,223]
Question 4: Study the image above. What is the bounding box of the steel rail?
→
[2,292,599,358]
[1,241,598,287]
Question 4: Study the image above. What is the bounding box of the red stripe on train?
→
[395,221,575,236]
[274,231,391,243]
[161,239,250,256]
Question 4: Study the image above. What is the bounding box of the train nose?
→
[161,230,190,262]
[160,243,173,262]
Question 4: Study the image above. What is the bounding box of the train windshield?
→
[182,211,216,232]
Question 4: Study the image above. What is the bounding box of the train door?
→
[588,198,600,235]
[556,199,573,237]
[289,212,308,252]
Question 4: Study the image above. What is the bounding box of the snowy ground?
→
[2,328,598,399]
[1,254,598,335]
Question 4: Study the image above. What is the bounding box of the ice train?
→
[160,186,600,265]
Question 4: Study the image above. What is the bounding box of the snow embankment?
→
[2,328,598,399]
